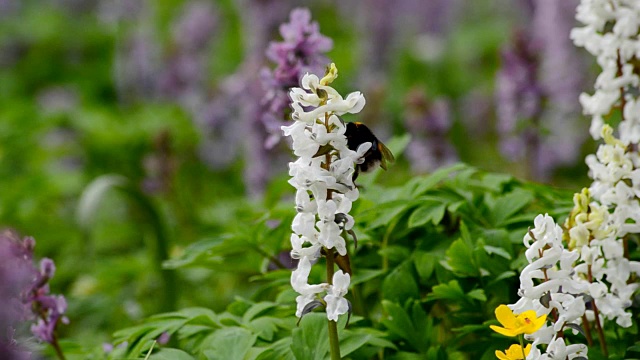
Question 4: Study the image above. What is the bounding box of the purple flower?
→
[495,0,585,181]
[531,0,585,178]
[495,30,543,162]
[158,1,218,100]
[261,8,333,147]
[172,1,218,53]
[265,8,332,81]
[40,258,56,279]
[27,258,69,345]
[156,331,170,345]
[404,89,458,172]
[0,231,37,353]
[0,231,68,354]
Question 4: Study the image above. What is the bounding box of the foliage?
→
[103,164,602,359]
[2,1,632,359]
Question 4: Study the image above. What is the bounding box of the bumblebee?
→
[345,122,394,180]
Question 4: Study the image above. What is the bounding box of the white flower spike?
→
[284,64,367,322]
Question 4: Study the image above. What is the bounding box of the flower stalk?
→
[325,249,340,360]
[284,63,368,359]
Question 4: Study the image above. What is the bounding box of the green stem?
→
[518,334,526,360]
[326,249,341,360]
[381,218,398,272]
[51,336,66,360]
[122,186,178,311]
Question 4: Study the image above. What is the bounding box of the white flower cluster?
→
[566,188,640,328]
[571,0,640,141]
[511,214,589,360]
[283,65,369,322]
[570,0,640,329]
[505,2,640,358]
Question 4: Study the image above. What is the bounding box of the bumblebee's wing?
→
[377,142,395,170]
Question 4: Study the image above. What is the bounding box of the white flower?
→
[291,256,326,317]
[291,256,325,295]
[289,87,321,107]
[324,271,350,321]
[290,234,321,261]
[540,337,588,359]
[285,66,365,320]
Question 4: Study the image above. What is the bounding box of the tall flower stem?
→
[588,264,608,357]
[51,337,66,360]
[326,248,341,360]
[323,109,341,360]
[518,334,526,360]
[285,65,363,359]
[581,314,594,347]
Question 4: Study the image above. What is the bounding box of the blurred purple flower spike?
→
[495,30,544,170]
[262,8,333,148]
[404,89,458,173]
[495,0,585,181]
[28,258,69,346]
[0,233,32,350]
[266,8,332,82]
[172,1,217,53]
[0,231,68,357]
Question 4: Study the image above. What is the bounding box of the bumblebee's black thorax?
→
[346,122,383,173]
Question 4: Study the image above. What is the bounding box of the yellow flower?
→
[320,63,338,85]
[490,305,547,337]
[495,344,531,360]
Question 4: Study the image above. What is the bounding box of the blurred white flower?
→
[325,271,350,321]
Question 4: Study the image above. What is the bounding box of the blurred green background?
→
[0,0,597,351]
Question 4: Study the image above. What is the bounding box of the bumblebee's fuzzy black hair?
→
[345,122,394,180]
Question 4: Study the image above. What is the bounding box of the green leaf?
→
[76,174,129,228]
[148,348,195,360]
[459,221,473,247]
[483,245,511,260]
[242,302,279,322]
[246,317,282,342]
[467,289,487,302]
[388,353,428,360]
[291,313,329,360]
[255,338,295,360]
[426,346,447,360]
[382,261,419,302]
[490,189,534,226]
[426,280,466,303]
[359,200,412,230]
[408,202,447,228]
[350,269,385,286]
[480,173,512,192]
[378,245,412,265]
[426,280,485,304]
[381,301,419,350]
[487,271,516,286]
[202,327,257,360]
[445,239,479,277]
[413,251,436,281]
[452,323,489,336]
[627,344,640,352]
[339,332,370,357]
[405,163,469,197]
[347,328,397,351]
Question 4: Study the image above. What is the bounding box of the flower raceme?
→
[496,344,532,360]
[284,63,367,322]
[490,305,547,337]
